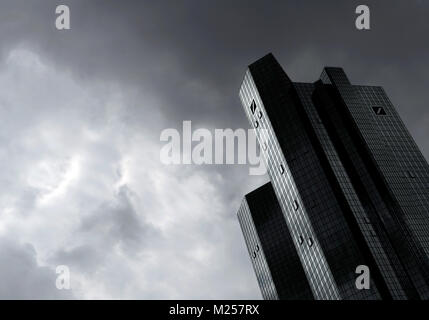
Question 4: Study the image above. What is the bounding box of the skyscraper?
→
[237,53,429,300]
[238,182,314,300]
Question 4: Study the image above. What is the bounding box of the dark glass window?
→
[307,238,314,247]
[250,100,257,114]
[407,170,416,178]
[372,106,386,115]
[293,200,299,211]
[279,164,285,174]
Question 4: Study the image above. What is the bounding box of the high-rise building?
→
[238,182,314,300]
[237,53,429,300]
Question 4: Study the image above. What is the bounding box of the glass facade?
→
[238,183,314,300]
[238,54,429,300]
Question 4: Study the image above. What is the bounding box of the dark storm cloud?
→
[79,185,159,253]
[49,185,161,273]
[0,0,428,299]
[1,0,428,144]
[2,1,428,158]
[0,239,73,299]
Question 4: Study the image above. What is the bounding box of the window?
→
[253,251,256,259]
[262,142,267,151]
[307,237,314,247]
[279,164,285,174]
[258,111,263,119]
[254,120,259,128]
[250,100,257,114]
[407,170,416,178]
[293,200,299,211]
[372,106,386,115]
[298,235,304,245]
[256,245,260,252]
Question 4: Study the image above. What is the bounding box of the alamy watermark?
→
[160,121,267,176]
[55,5,71,30]
[355,5,370,30]
[355,265,370,290]
[56,265,71,290]
[54,4,370,32]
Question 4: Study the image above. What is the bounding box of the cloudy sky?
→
[0,0,428,299]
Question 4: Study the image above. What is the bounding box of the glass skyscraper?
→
[237,53,429,300]
[238,182,314,300]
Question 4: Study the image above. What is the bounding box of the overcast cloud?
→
[0,0,428,299]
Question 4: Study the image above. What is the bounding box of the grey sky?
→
[0,0,428,299]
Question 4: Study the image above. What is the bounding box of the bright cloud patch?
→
[0,48,260,299]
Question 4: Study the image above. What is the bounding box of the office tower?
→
[237,53,429,300]
[238,182,314,300]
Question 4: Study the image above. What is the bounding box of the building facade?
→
[238,182,314,300]
[238,53,429,300]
